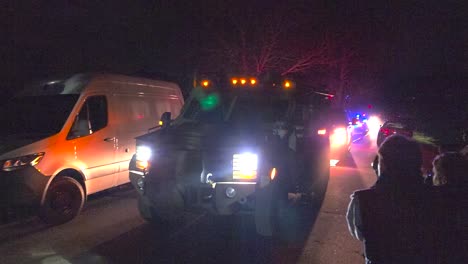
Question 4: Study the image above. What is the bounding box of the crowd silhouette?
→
[347,135,467,264]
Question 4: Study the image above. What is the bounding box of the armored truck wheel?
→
[255,177,306,243]
[138,183,186,227]
[309,147,330,205]
[255,179,278,237]
[139,197,183,226]
[138,196,158,222]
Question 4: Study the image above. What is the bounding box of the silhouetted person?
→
[347,135,432,264]
[461,144,468,159]
[430,151,468,263]
[432,152,467,187]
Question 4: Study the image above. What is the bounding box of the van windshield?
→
[0,95,79,138]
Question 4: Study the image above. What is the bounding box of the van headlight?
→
[233,153,258,180]
[135,146,152,170]
[2,152,45,171]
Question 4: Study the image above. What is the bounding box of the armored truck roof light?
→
[283,80,294,89]
[201,80,210,87]
[230,76,257,87]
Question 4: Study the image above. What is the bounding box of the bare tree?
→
[195,1,379,107]
[200,2,333,76]
[281,37,333,75]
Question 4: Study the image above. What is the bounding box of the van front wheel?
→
[40,176,85,225]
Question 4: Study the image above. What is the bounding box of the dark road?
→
[0,139,378,264]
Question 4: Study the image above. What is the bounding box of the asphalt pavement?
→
[0,138,378,264]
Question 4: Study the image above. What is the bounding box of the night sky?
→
[2,1,467,107]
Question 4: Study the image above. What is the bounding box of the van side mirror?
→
[160,112,171,129]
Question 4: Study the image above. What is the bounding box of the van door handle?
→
[104,137,116,142]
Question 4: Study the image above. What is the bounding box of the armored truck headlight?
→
[233,153,258,180]
[136,146,152,170]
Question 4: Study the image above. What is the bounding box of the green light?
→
[200,94,220,111]
[192,86,220,111]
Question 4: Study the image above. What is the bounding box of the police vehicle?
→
[129,74,331,239]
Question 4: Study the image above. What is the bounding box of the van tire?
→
[39,176,85,225]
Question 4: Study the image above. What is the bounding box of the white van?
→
[0,73,184,224]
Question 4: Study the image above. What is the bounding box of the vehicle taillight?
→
[317,129,327,135]
[380,127,413,138]
[381,128,395,137]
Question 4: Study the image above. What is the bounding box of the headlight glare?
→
[135,146,152,170]
[136,146,152,162]
[2,152,45,171]
[233,153,258,180]
[330,127,348,147]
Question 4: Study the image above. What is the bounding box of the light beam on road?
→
[367,115,383,141]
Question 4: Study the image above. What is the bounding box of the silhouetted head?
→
[438,144,462,153]
[461,145,468,158]
[377,135,423,185]
[432,151,467,187]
